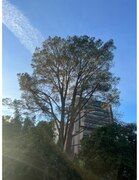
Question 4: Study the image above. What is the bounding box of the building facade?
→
[71,100,113,154]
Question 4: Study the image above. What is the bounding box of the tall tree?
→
[18,36,120,153]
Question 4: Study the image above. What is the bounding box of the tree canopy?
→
[18,35,120,153]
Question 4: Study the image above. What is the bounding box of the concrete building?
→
[71,100,113,154]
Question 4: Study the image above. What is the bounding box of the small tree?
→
[18,36,120,153]
[79,123,136,179]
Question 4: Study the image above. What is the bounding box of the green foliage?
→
[3,115,22,139]
[3,116,84,180]
[78,122,136,179]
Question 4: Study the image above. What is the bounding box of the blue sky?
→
[3,0,136,122]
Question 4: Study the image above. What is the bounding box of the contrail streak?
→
[2,0,44,53]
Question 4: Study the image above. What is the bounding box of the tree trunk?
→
[64,122,74,155]
[58,127,64,149]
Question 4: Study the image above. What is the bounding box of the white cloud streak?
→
[2,0,44,53]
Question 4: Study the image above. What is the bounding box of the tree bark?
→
[64,122,74,155]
